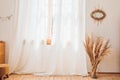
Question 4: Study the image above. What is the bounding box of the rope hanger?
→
[46,0,53,45]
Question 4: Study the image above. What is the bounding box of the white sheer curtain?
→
[9,0,87,75]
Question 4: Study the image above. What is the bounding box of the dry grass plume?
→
[84,35,111,78]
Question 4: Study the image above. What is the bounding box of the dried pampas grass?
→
[84,35,111,78]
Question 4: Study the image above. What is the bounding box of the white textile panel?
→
[8,0,87,76]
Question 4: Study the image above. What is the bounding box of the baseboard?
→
[88,72,120,74]
[97,72,120,74]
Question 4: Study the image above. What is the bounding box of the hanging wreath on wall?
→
[90,8,106,25]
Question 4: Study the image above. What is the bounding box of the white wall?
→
[86,0,120,72]
[0,0,15,62]
[0,0,120,72]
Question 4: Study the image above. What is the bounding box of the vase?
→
[91,66,97,79]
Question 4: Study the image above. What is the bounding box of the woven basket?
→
[0,41,5,64]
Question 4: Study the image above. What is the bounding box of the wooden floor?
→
[7,74,120,80]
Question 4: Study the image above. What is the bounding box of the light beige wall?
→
[0,0,15,62]
[0,0,120,72]
[86,0,120,72]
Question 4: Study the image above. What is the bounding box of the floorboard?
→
[7,74,120,80]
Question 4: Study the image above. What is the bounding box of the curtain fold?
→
[9,0,87,76]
